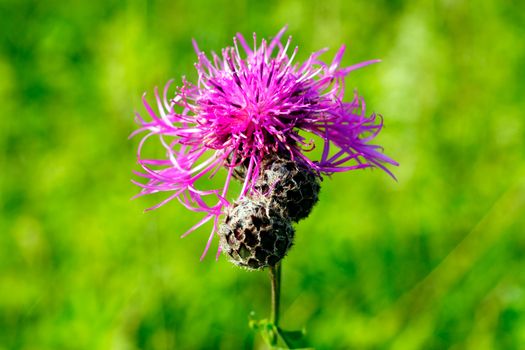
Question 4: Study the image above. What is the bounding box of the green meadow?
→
[1,0,524,349]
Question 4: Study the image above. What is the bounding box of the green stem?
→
[269,262,281,327]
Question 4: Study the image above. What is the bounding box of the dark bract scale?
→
[255,156,321,222]
[219,198,294,270]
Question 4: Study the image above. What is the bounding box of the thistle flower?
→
[132,27,397,259]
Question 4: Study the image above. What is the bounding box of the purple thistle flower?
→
[132,27,397,259]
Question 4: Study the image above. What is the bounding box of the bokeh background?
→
[1,0,524,349]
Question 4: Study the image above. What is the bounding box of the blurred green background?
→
[1,0,525,349]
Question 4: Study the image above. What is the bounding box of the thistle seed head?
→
[219,197,294,270]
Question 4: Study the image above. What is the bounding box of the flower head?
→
[132,27,397,259]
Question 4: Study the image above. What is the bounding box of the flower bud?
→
[255,155,321,222]
[219,197,294,270]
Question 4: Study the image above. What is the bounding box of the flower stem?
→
[269,262,281,327]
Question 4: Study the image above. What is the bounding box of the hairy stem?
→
[269,262,282,326]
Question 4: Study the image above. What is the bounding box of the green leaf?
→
[277,327,311,349]
[249,312,313,349]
